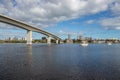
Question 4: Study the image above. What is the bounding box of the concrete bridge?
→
[0,14,61,45]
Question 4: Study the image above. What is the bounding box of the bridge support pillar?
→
[27,30,32,45]
[56,40,59,44]
[59,40,62,44]
[47,36,51,45]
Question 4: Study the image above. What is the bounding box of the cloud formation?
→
[85,20,94,24]
[99,0,120,30]
[100,17,120,30]
[58,30,85,36]
[0,0,115,29]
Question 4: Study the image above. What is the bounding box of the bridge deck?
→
[0,14,61,40]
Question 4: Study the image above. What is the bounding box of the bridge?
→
[0,14,61,45]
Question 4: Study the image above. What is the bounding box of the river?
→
[0,43,120,80]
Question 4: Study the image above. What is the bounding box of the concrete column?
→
[27,30,32,45]
[47,36,51,44]
[56,40,59,44]
[59,40,61,44]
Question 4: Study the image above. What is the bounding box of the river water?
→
[0,43,120,80]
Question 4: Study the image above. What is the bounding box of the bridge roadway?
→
[0,14,61,45]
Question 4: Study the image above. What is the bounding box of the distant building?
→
[13,37,18,40]
[66,39,73,43]
[77,35,82,40]
[8,37,12,40]
[42,37,47,43]
[42,37,47,40]
[7,36,19,40]
[68,34,71,40]
[21,37,26,40]
[65,34,73,43]
[85,37,92,41]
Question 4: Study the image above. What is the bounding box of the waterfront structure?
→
[21,37,26,40]
[80,40,88,46]
[8,37,13,40]
[0,14,61,45]
[66,34,73,43]
[68,34,71,40]
[77,35,82,40]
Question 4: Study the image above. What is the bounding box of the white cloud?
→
[100,17,120,30]
[85,20,94,24]
[58,30,85,35]
[58,30,74,35]
[116,27,120,30]
[98,0,120,30]
[0,0,114,29]
[110,1,120,16]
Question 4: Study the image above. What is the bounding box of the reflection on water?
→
[26,45,32,67]
[0,43,120,80]
[26,45,32,80]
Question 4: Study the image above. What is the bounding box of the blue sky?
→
[0,0,120,39]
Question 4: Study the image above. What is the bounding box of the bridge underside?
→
[0,14,61,45]
[26,30,60,45]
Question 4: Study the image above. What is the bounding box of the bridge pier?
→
[27,30,32,45]
[56,40,59,44]
[47,36,51,45]
[59,40,61,44]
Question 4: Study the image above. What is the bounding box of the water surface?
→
[0,43,120,80]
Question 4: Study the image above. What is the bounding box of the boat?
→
[80,41,88,47]
[107,42,112,45]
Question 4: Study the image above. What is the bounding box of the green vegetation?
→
[0,39,57,43]
[73,39,82,43]
[0,40,4,43]
[4,40,26,43]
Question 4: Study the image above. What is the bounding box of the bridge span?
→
[0,14,61,45]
